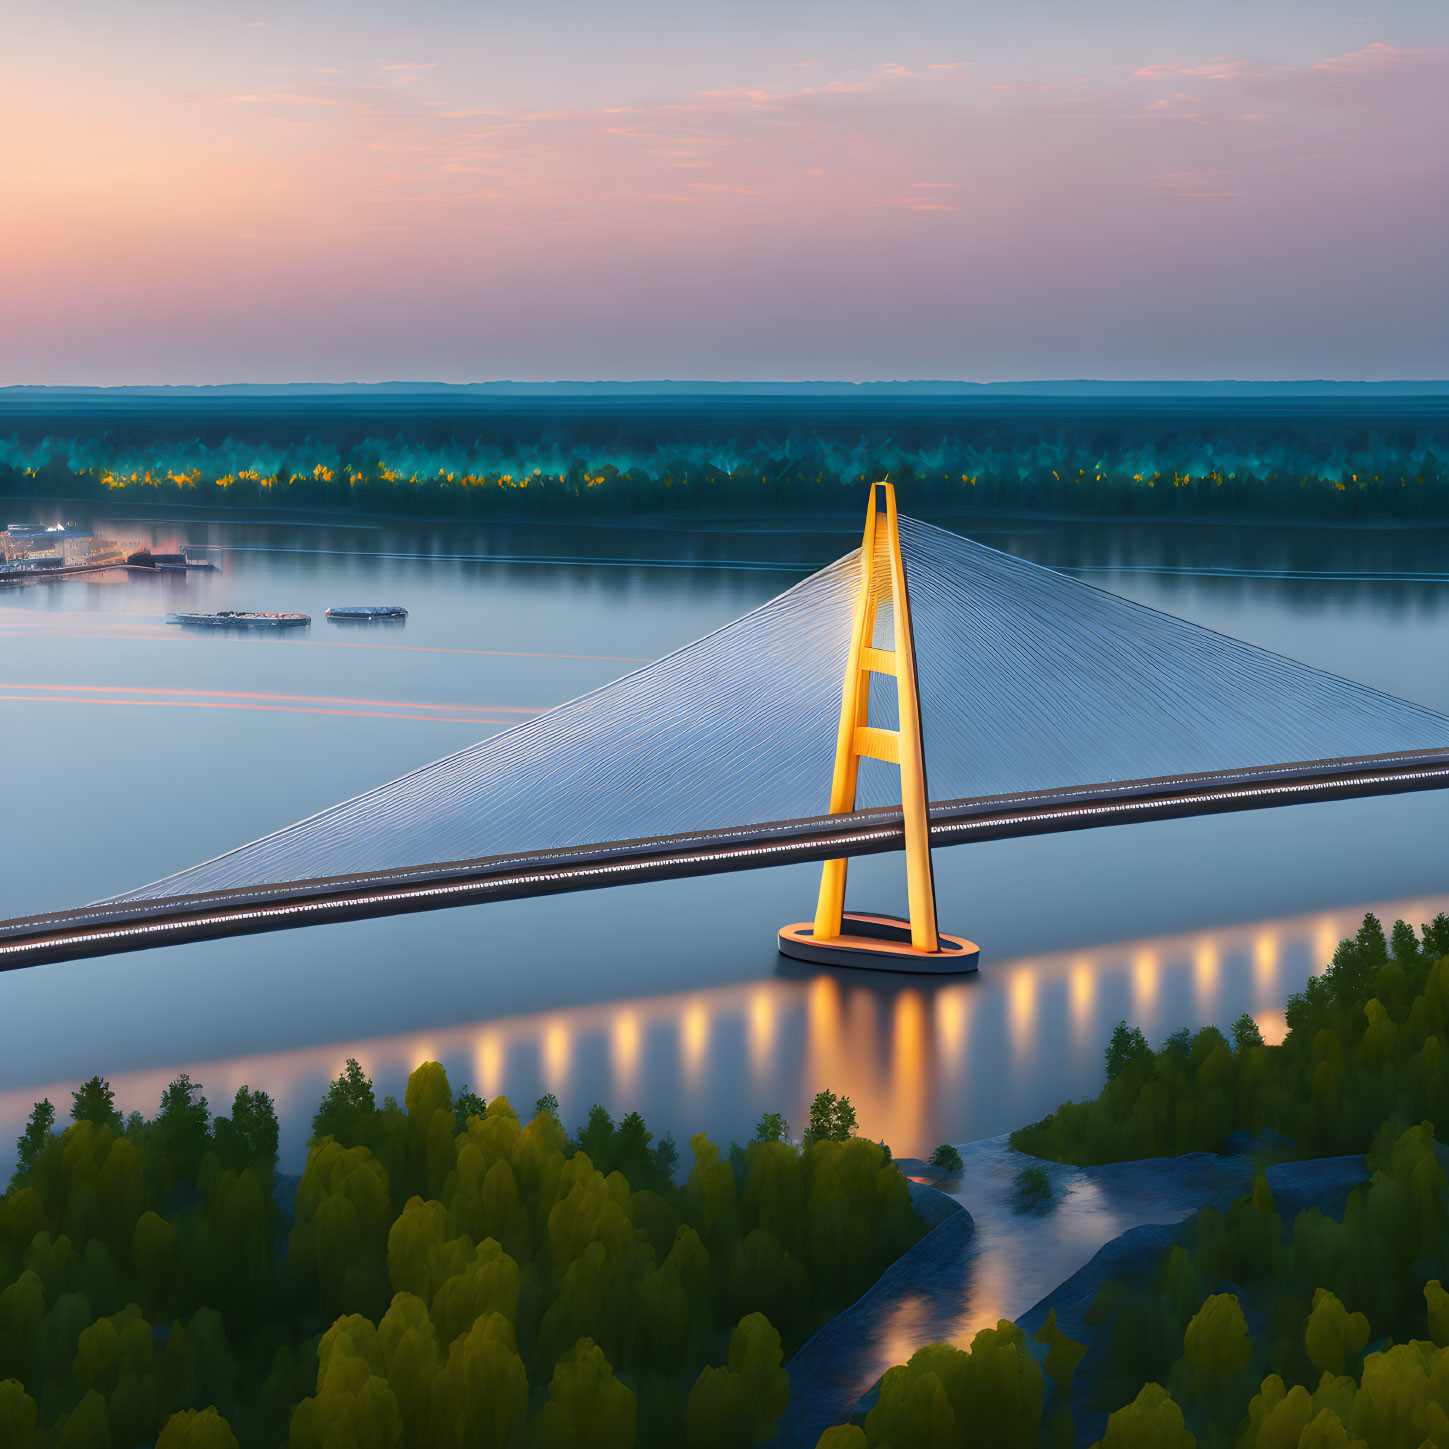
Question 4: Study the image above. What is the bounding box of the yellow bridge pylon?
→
[778,482,979,973]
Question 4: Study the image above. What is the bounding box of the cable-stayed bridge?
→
[3,490,1447,970]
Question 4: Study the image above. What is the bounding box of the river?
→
[1,504,1446,1176]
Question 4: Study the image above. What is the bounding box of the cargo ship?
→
[326,605,408,619]
[167,611,310,628]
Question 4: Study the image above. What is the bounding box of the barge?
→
[326,605,408,619]
[167,611,310,628]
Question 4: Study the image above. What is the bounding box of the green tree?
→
[529,1338,636,1449]
[1014,1166,1051,1209]
[1425,1279,1449,1347]
[727,1312,790,1439]
[213,1086,278,1180]
[54,1388,109,1449]
[575,1105,616,1165]
[0,1379,37,1449]
[402,1061,456,1202]
[754,1112,788,1144]
[803,1091,857,1146]
[154,1073,212,1184]
[289,1140,393,1317]
[70,1075,122,1128]
[1163,1028,1192,1064]
[1231,1013,1264,1053]
[453,1084,486,1134]
[156,1406,239,1449]
[1171,1292,1253,1412]
[535,1092,560,1120]
[1097,1382,1196,1448]
[13,1100,56,1179]
[929,1144,963,1173]
[683,1365,755,1449]
[1304,1288,1369,1377]
[865,1359,956,1449]
[290,1314,402,1449]
[1105,1022,1151,1081]
[386,1196,472,1305]
[653,1132,679,1184]
[432,1312,527,1449]
[312,1058,379,1149]
[377,1294,442,1448]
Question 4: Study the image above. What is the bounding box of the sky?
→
[3,0,1447,384]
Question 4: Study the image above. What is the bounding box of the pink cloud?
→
[1133,56,1256,80]
[686,181,761,195]
[220,92,349,107]
[1144,92,1203,110]
[376,61,436,72]
[1313,41,1431,71]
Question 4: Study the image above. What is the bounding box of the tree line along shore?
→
[3,437,1445,524]
[0,1067,914,1449]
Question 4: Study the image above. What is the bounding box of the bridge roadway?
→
[2,747,1447,970]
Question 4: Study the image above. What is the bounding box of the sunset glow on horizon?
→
[4,0,1447,384]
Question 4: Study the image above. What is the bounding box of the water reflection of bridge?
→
[5,893,1444,1170]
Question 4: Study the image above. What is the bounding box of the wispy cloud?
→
[1133,56,1256,80]
[1313,40,1432,71]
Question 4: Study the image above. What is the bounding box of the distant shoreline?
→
[7,492,1449,535]
[5,379,1449,400]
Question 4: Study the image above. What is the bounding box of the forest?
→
[2,409,1444,523]
[0,1067,918,1448]
[1011,911,1449,1165]
[10,912,1449,1448]
[810,912,1449,1447]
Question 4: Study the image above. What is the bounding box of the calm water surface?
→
[1,507,1447,1179]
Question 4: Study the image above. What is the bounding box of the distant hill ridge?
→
[4,380,1448,398]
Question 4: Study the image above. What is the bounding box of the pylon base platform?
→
[778,912,979,974]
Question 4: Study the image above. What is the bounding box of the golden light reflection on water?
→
[543,1022,570,1093]
[806,976,845,1103]
[1008,968,1037,1062]
[749,990,775,1075]
[1069,959,1095,1044]
[476,1034,502,1099]
[1254,931,1280,994]
[1193,940,1219,1018]
[682,1002,709,1086]
[3,892,1446,1166]
[612,1012,640,1096]
[1132,948,1159,1018]
[892,991,928,1153]
[936,990,965,1060]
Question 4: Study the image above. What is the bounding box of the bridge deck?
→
[3,747,1446,971]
